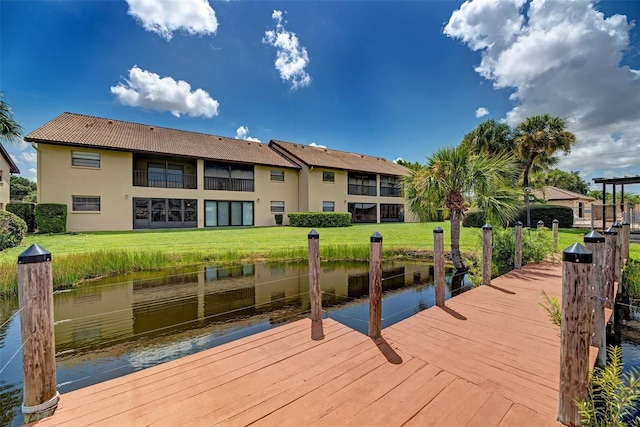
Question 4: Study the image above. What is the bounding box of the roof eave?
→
[0,143,20,174]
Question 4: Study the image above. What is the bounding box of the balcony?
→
[204,177,255,192]
[380,186,402,197]
[348,184,377,196]
[133,170,197,189]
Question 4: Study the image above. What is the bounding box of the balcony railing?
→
[204,176,255,192]
[133,170,197,189]
[348,184,377,196]
[380,186,402,197]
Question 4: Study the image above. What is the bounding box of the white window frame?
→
[322,201,335,212]
[72,151,100,168]
[270,170,285,182]
[270,201,285,213]
[72,195,101,212]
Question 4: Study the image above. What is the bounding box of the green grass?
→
[0,223,624,297]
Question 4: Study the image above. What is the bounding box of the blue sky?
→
[2,0,640,191]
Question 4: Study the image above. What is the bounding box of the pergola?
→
[592,175,640,229]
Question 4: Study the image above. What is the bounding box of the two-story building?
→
[25,112,414,231]
[0,144,20,210]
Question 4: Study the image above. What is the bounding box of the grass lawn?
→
[0,222,634,296]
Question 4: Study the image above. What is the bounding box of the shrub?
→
[35,203,67,233]
[0,210,27,251]
[288,212,352,228]
[274,214,283,226]
[7,202,36,232]
[491,226,553,277]
[463,204,573,228]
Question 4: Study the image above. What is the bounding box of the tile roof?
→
[0,143,20,174]
[25,112,300,169]
[269,140,410,177]
[533,186,595,201]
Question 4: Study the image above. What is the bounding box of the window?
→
[270,201,285,213]
[205,200,253,227]
[72,151,100,168]
[204,161,254,191]
[72,196,100,212]
[381,204,404,222]
[323,171,335,183]
[322,201,335,212]
[270,170,285,182]
[0,170,3,183]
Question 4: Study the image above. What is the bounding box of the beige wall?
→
[38,144,301,231]
[0,155,10,210]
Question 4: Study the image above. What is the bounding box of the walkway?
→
[32,262,591,426]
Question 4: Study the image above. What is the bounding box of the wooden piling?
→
[604,227,617,308]
[434,227,445,308]
[515,221,523,269]
[368,232,383,339]
[558,243,592,427]
[622,221,630,261]
[584,230,606,368]
[482,224,492,286]
[18,244,59,423]
[552,219,559,252]
[308,229,322,323]
[613,221,623,283]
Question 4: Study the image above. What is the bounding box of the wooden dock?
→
[32,261,597,426]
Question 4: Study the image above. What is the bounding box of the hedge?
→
[35,203,67,233]
[462,204,574,228]
[7,202,36,232]
[0,210,27,251]
[288,212,352,228]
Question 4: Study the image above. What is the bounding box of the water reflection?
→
[1,260,467,427]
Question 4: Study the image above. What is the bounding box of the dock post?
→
[308,229,322,323]
[368,232,383,339]
[552,219,559,252]
[434,227,445,308]
[558,243,592,427]
[622,220,630,261]
[584,230,606,368]
[537,220,544,229]
[514,221,523,269]
[604,226,617,308]
[482,224,492,286]
[18,244,59,424]
[613,221,623,283]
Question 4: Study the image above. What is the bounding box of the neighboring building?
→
[533,186,595,222]
[25,112,413,231]
[0,144,20,210]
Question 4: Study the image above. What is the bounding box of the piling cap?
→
[370,231,383,243]
[583,230,605,243]
[18,244,51,264]
[308,229,319,239]
[482,224,492,230]
[433,226,443,234]
[604,226,618,235]
[562,243,592,264]
[553,219,559,224]
[515,221,523,226]
[623,220,631,226]
[613,221,622,228]
[537,220,544,225]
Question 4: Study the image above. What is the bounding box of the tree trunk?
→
[450,213,466,270]
[522,154,537,189]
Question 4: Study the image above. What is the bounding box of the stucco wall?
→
[0,155,10,210]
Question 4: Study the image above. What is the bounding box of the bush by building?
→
[35,203,67,233]
[0,210,27,251]
[7,203,36,232]
[463,204,573,228]
[288,212,352,228]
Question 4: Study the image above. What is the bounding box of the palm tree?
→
[404,145,521,270]
[515,114,576,191]
[462,119,513,157]
[0,93,23,146]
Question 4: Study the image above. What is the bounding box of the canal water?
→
[0,260,470,427]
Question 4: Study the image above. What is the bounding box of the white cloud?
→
[445,0,640,180]
[20,151,37,164]
[111,66,219,118]
[235,126,261,142]
[263,10,311,90]
[475,107,489,118]
[309,142,326,149]
[125,0,218,41]
[394,157,404,164]
[28,168,37,183]
[9,153,18,164]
